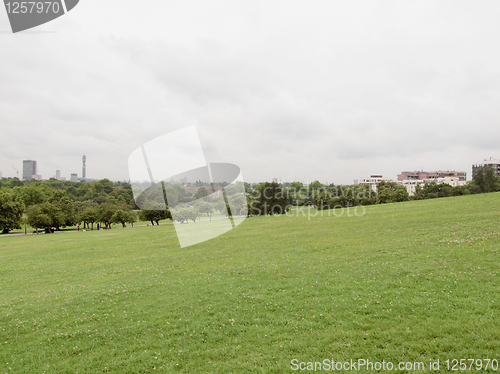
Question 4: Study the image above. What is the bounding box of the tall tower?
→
[22,160,37,180]
[82,154,86,180]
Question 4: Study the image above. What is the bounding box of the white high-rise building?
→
[22,160,37,180]
[398,177,466,196]
[359,175,393,192]
[82,155,86,180]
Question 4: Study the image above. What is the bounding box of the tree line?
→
[0,178,247,233]
[0,178,140,233]
[245,166,499,215]
[0,166,498,233]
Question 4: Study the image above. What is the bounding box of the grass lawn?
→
[1,193,500,372]
[0,212,227,236]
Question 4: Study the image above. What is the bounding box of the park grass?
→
[0,212,225,236]
[0,193,500,373]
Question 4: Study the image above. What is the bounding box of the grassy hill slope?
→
[1,193,500,373]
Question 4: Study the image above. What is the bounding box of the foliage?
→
[0,178,135,206]
[78,206,99,230]
[26,202,65,233]
[214,199,227,214]
[127,211,138,226]
[227,194,246,215]
[0,190,25,233]
[194,187,210,200]
[172,207,199,223]
[472,166,499,194]
[13,184,52,207]
[315,184,377,210]
[377,181,410,204]
[25,205,50,233]
[98,202,119,229]
[138,203,172,226]
[111,210,132,228]
[48,190,78,228]
[197,202,213,216]
[252,182,289,215]
[413,182,470,200]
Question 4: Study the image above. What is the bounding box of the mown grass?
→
[1,193,500,373]
[1,212,226,236]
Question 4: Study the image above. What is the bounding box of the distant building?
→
[398,177,466,196]
[0,171,2,179]
[472,158,500,178]
[56,170,61,180]
[22,160,37,180]
[398,171,466,181]
[359,175,393,192]
[82,154,86,181]
[398,180,421,196]
[70,173,78,182]
[210,183,223,198]
[60,177,67,181]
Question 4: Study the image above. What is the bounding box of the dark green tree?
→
[98,202,118,229]
[472,166,499,193]
[127,211,138,227]
[138,202,171,225]
[253,182,289,215]
[111,210,131,227]
[48,190,77,229]
[26,205,50,234]
[26,202,65,233]
[194,187,210,200]
[377,181,410,204]
[79,206,99,230]
[484,166,499,193]
[473,168,485,193]
[0,191,25,233]
[13,184,52,207]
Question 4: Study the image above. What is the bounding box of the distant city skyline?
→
[0,155,90,182]
[3,155,499,185]
[2,152,498,184]
[2,155,500,184]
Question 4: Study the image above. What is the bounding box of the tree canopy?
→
[0,191,25,233]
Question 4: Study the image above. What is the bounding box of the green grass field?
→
[0,212,227,236]
[1,193,500,373]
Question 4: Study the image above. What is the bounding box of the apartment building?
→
[359,175,393,192]
[398,170,466,181]
[397,177,466,196]
[472,158,500,178]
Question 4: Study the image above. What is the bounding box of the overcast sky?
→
[1,1,499,184]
